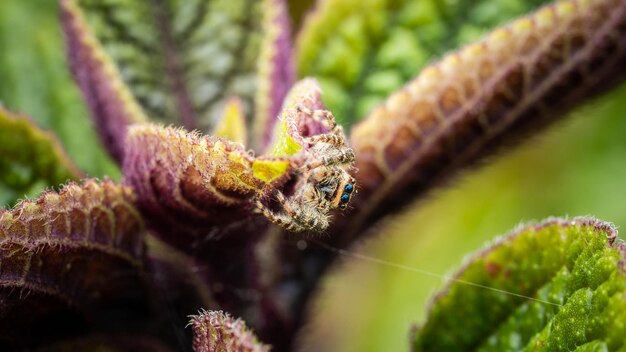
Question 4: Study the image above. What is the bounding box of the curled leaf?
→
[123,123,290,250]
[61,0,267,145]
[123,121,293,330]
[0,179,149,348]
[60,0,148,163]
[347,0,626,239]
[190,310,269,352]
[413,217,626,351]
[0,107,82,205]
[123,79,336,347]
[123,78,332,248]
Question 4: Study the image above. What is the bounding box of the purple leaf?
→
[345,0,626,242]
[0,179,149,348]
[60,0,268,159]
[60,0,148,164]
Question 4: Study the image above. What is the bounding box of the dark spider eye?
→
[340,193,350,203]
[344,184,354,193]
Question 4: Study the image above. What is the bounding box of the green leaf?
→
[296,0,551,125]
[412,218,626,351]
[0,107,82,206]
[0,1,119,180]
[64,0,266,134]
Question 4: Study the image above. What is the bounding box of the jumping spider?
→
[255,106,356,233]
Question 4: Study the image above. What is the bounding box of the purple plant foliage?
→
[1,0,626,351]
[60,0,146,164]
[257,0,297,151]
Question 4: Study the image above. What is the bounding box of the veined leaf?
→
[0,107,82,206]
[412,218,626,351]
[60,0,267,148]
[0,179,150,349]
[123,79,330,251]
[123,122,292,331]
[123,123,289,250]
[343,0,626,240]
[297,0,551,125]
[123,80,331,344]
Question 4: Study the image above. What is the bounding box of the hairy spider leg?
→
[254,200,302,232]
[297,105,346,146]
[302,148,355,171]
[296,105,337,130]
[254,190,329,233]
[274,189,328,230]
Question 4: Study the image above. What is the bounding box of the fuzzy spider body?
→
[255,106,356,233]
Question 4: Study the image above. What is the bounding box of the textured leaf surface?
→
[0,107,81,206]
[123,79,329,251]
[123,80,330,349]
[297,0,550,125]
[60,0,150,163]
[0,179,150,349]
[343,0,626,241]
[412,218,626,351]
[190,310,269,352]
[123,124,288,251]
[61,0,265,138]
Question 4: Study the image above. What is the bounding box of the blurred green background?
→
[1,1,626,351]
[0,1,119,191]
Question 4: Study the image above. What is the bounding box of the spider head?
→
[311,167,356,210]
[332,173,356,210]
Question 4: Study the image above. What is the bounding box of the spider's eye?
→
[340,193,350,203]
[344,184,354,194]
